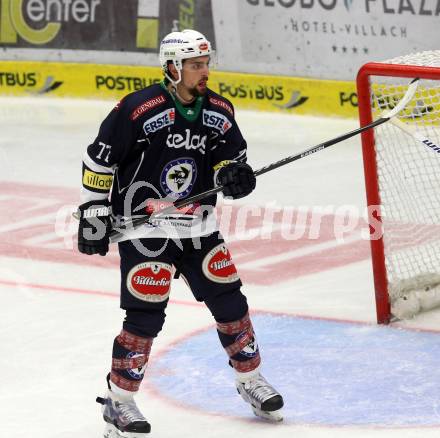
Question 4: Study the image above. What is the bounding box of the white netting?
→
[369,50,440,318]
[383,50,440,68]
[389,273,440,320]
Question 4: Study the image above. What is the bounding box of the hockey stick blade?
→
[387,116,440,154]
[109,78,419,242]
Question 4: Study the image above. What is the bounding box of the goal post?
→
[357,51,440,324]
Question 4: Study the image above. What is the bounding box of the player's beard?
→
[189,76,208,97]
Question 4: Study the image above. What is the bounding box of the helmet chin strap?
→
[165,62,196,105]
[165,68,182,88]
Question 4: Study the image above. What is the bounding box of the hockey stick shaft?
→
[109,78,419,241]
[110,115,387,240]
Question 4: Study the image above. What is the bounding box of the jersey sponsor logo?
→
[143,108,175,134]
[202,243,240,284]
[82,169,113,191]
[127,262,172,302]
[166,129,207,155]
[131,95,166,121]
[145,199,200,215]
[209,97,234,116]
[213,160,233,171]
[160,158,197,199]
[202,110,232,135]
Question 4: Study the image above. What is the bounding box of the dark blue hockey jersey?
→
[80,82,247,239]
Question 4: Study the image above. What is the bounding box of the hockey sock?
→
[216,312,261,373]
[110,329,153,393]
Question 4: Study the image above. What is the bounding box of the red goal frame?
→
[356,62,440,324]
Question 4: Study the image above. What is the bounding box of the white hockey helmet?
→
[159,29,213,85]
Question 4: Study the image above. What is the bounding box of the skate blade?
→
[251,406,283,422]
[104,423,150,438]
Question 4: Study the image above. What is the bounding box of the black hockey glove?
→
[77,200,112,256]
[217,162,256,199]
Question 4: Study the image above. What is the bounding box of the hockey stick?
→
[109,78,419,242]
[386,116,440,154]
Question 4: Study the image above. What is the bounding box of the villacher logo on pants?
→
[126,262,173,302]
[202,243,240,284]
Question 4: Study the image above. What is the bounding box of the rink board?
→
[0,60,358,117]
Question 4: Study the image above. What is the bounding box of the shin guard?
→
[216,312,261,373]
[110,329,153,393]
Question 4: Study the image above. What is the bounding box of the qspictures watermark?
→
[55,200,385,257]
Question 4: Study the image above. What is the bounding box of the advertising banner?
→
[0,61,163,97]
[0,60,359,117]
[0,0,137,50]
[0,0,215,63]
[212,0,440,80]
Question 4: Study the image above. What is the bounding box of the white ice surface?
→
[1,96,440,437]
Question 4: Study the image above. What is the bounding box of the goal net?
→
[357,51,440,324]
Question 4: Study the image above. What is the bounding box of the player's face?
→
[181,55,210,97]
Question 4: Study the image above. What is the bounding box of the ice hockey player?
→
[76,29,284,436]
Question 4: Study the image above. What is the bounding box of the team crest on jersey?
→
[143,108,175,135]
[202,110,232,135]
[160,158,197,199]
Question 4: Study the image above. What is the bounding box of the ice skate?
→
[96,392,151,437]
[236,372,284,422]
